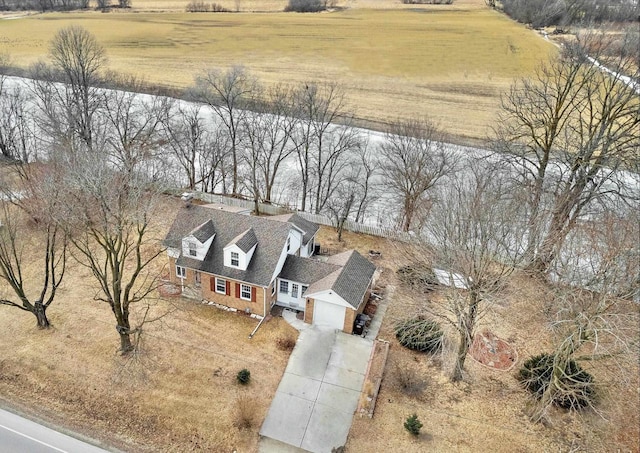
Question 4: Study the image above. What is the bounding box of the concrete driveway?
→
[259,327,373,453]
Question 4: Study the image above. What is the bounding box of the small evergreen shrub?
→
[518,353,595,410]
[236,368,251,385]
[404,413,423,436]
[395,317,443,353]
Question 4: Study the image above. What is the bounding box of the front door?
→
[194,271,201,287]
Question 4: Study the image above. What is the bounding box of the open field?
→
[0,195,298,452]
[315,227,640,452]
[0,0,555,144]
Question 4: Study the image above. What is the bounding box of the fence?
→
[175,189,414,242]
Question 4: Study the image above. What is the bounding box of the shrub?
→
[233,394,256,429]
[236,368,251,385]
[394,364,427,396]
[396,264,438,291]
[276,334,297,351]
[518,353,595,410]
[284,0,328,12]
[404,413,423,436]
[395,317,443,354]
[185,1,230,12]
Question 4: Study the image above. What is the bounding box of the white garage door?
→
[313,300,346,330]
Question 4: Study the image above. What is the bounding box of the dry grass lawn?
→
[0,195,298,452]
[315,226,640,452]
[0,0,555,145]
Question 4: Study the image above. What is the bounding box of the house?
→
[163,204,376,333]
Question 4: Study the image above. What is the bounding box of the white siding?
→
[276,278,306,310]
[181,234,214,261]
[223,243,256,271]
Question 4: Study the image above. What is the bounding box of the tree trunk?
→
[34,300,51,329]
[451,329,470,382]
[451,292,480,382]
[119,331,134,354]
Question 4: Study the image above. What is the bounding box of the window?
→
[291,283,299,298]
[240,284,252,301]
[176,265,186,278]
[231,251,239,267]
[279,281,289,294]
[286,237,291,252]
[301,285,308,296]
[271,284,276,296]
[188,242,197,257]
[215,278,226,294]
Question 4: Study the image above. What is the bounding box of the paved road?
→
[0,408,110,453]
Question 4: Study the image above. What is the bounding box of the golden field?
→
[0,0,555,144]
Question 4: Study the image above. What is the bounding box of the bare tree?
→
[45,25,106,151]
[326,186,355,242]
[422,160,526,382]
[195,66,257,196]
[58,150,165,354]
[526,206,639,422]
[0,78,35,163]
[162,103,228,192]
[291,82,352,212]
[380,118,453,232]
[239,84,299,213]
[102,83,170,177]
[253,83,299,205]
[0,165,67,329]
[495,32,640,274]
[352,140,378,223]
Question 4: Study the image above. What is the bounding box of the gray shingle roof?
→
[279,255,341,285]
[233,228,258,253]
[329,251,376,309]
[270,213,319,245]
[303,250,376,309]
[164,205,291,287]
[191,219,216,243]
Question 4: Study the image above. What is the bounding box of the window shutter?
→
[251,287,256,302]
[226,281,230,296]
[210,277,215,292]
[235,283,240,298]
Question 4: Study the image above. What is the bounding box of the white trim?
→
[240,283,252,301]
[230,251,240,267]
[215,277,226,294]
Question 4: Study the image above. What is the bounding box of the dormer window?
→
[188,242,197,257]
[231,251,239,267]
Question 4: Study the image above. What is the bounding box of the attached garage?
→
[312,300,346,330]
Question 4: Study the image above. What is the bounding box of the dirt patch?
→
[158,281,182,297]
[469,330,517,371]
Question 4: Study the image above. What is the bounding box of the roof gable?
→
[228,228,258,253]
[191,219,216,243]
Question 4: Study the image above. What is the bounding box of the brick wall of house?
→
[343,299,367,334]
[304,298,315,324]
[168,258,266,316]
[169,257,198,285]
[202,274,266,316]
